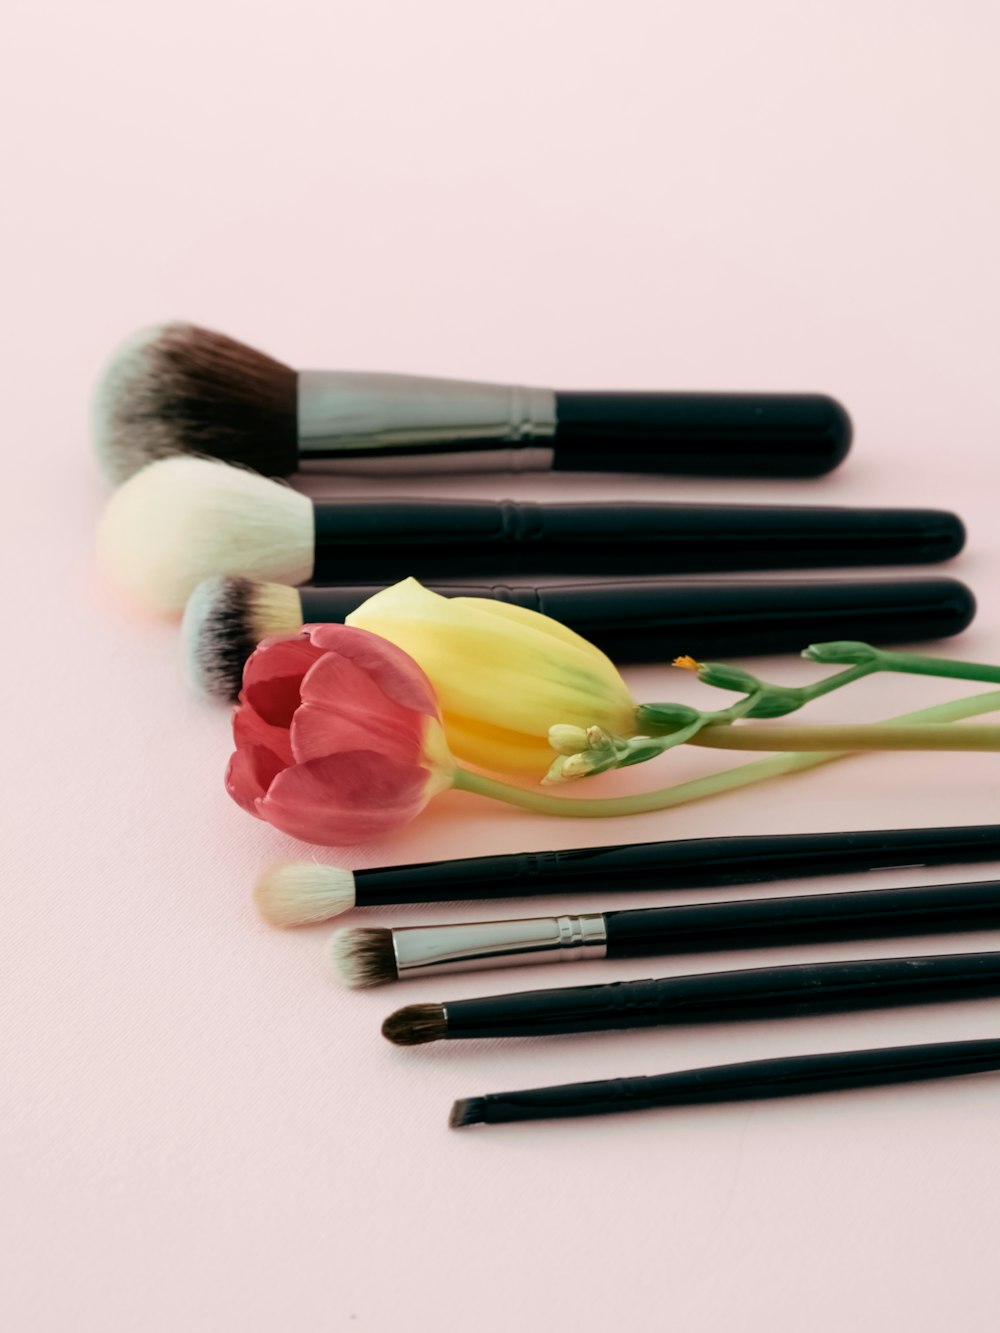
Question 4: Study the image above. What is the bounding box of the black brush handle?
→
[352,825,1000,906]
[463,1038,1000,1123]
[310,499,965,582]
[300,576,975,664]
[553,392,852,478]
[604,880,1000,957]
[441,952,1000,1038]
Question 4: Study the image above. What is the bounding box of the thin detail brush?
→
[93,322,852,483]
[330,878,1000,987]
[99,456,966,613]
[382,950,1000,1044]
[450,1037,1000,1126]
[254,824,1000,926]
[184,574,976,703]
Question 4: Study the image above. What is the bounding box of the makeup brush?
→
[93,322,853,484]
[383,950,1000,1044]
[256,824,1000,926]
[449,1037,1000,1126]
[99,456,966,614]
[184,573,976,704]
[330,878,1000,987]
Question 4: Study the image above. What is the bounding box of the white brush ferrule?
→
[297,371,556,470]
[391,913,608,978]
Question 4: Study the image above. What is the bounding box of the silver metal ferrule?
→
[391,913,608,979]
[297,370,557,472]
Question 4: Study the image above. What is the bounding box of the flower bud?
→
[802,641,879,666]
[548,724,591,755]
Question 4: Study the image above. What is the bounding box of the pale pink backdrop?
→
[3,3,1000,1329]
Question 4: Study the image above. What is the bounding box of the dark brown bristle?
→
[331,928,398,988]
[449,1098,486,1128]
[381,1004,448,1046]
[183,576,257,702]
[93,322,298,483]
[183,577,303,703]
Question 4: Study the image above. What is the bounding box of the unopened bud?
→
[548,724,590,756]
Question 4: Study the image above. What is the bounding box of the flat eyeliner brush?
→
[98,456,966,613]
[383,950,1000,1044]
[94,322,853,483]
[330,879,1000,987]
[257,824,1000,927]
[450,1037,1000,1127]
[185,573,976,704]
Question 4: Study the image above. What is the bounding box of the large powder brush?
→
[93,322,853,484]
[98,456,966,614]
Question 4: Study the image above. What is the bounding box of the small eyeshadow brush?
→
[383,950,1000,1044]
[257,824,1000,926]
[185,573,976,703]
[94,322,852,483]
[449,1037,1000,1127]
[99,456,966,613]
[330,878,1000,987]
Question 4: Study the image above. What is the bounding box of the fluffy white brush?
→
[98,457,313,615]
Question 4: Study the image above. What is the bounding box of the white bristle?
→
[254,863,357,927]
[98,457,314,615]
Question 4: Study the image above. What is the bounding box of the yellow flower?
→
[346,578,638,777]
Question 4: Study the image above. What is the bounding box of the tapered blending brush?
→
[184,573,977,704]
[98,456,966,614]
[449,1037,1000,1126]
[382,951,1000,1044]
[93,322,853,484]
[329,878,1000,987]
[255,824,1000,926]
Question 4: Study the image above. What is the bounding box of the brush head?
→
[449,1097,486,1128]
[381,1004,448,1046]
[93,323,299,484]
[98,456,314,615]
[330,927,398,988]
[183,577,304,701]
[253,862,357,927]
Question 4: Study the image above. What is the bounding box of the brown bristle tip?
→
[381,1004,448,1046]
[449,1098,486,1129]
[330,928,398,988]
[183,577,303,703]
[93,322,298,483]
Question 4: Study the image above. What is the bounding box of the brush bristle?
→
[92,322,298,484]
[381,1004,448,1046]
[449,1097,486,1128]
[330,928,398,988]
[183,577,304,702]
[98,456,314,615]
[254,862,357,927]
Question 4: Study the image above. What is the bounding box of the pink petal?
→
[306,624,439,717]
[232,699,294,768]
[258,750,432,846]
[241,635,327,726]
[291,651,425,765]
[225,744,288,814]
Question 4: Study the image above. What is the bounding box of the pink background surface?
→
[4,3,1000,1329]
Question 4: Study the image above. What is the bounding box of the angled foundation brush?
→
[185,573,976,704]
[330,878,1000,986]
[93,322,853,484]
[99,456,967,614]
[449,1037,1000,1126]
[383,950,1000,1044]
[257,824,1000,926]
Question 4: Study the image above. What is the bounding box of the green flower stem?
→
[690,722,1000,753]
[451,689,1000,819]
[867,650,1000,684]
